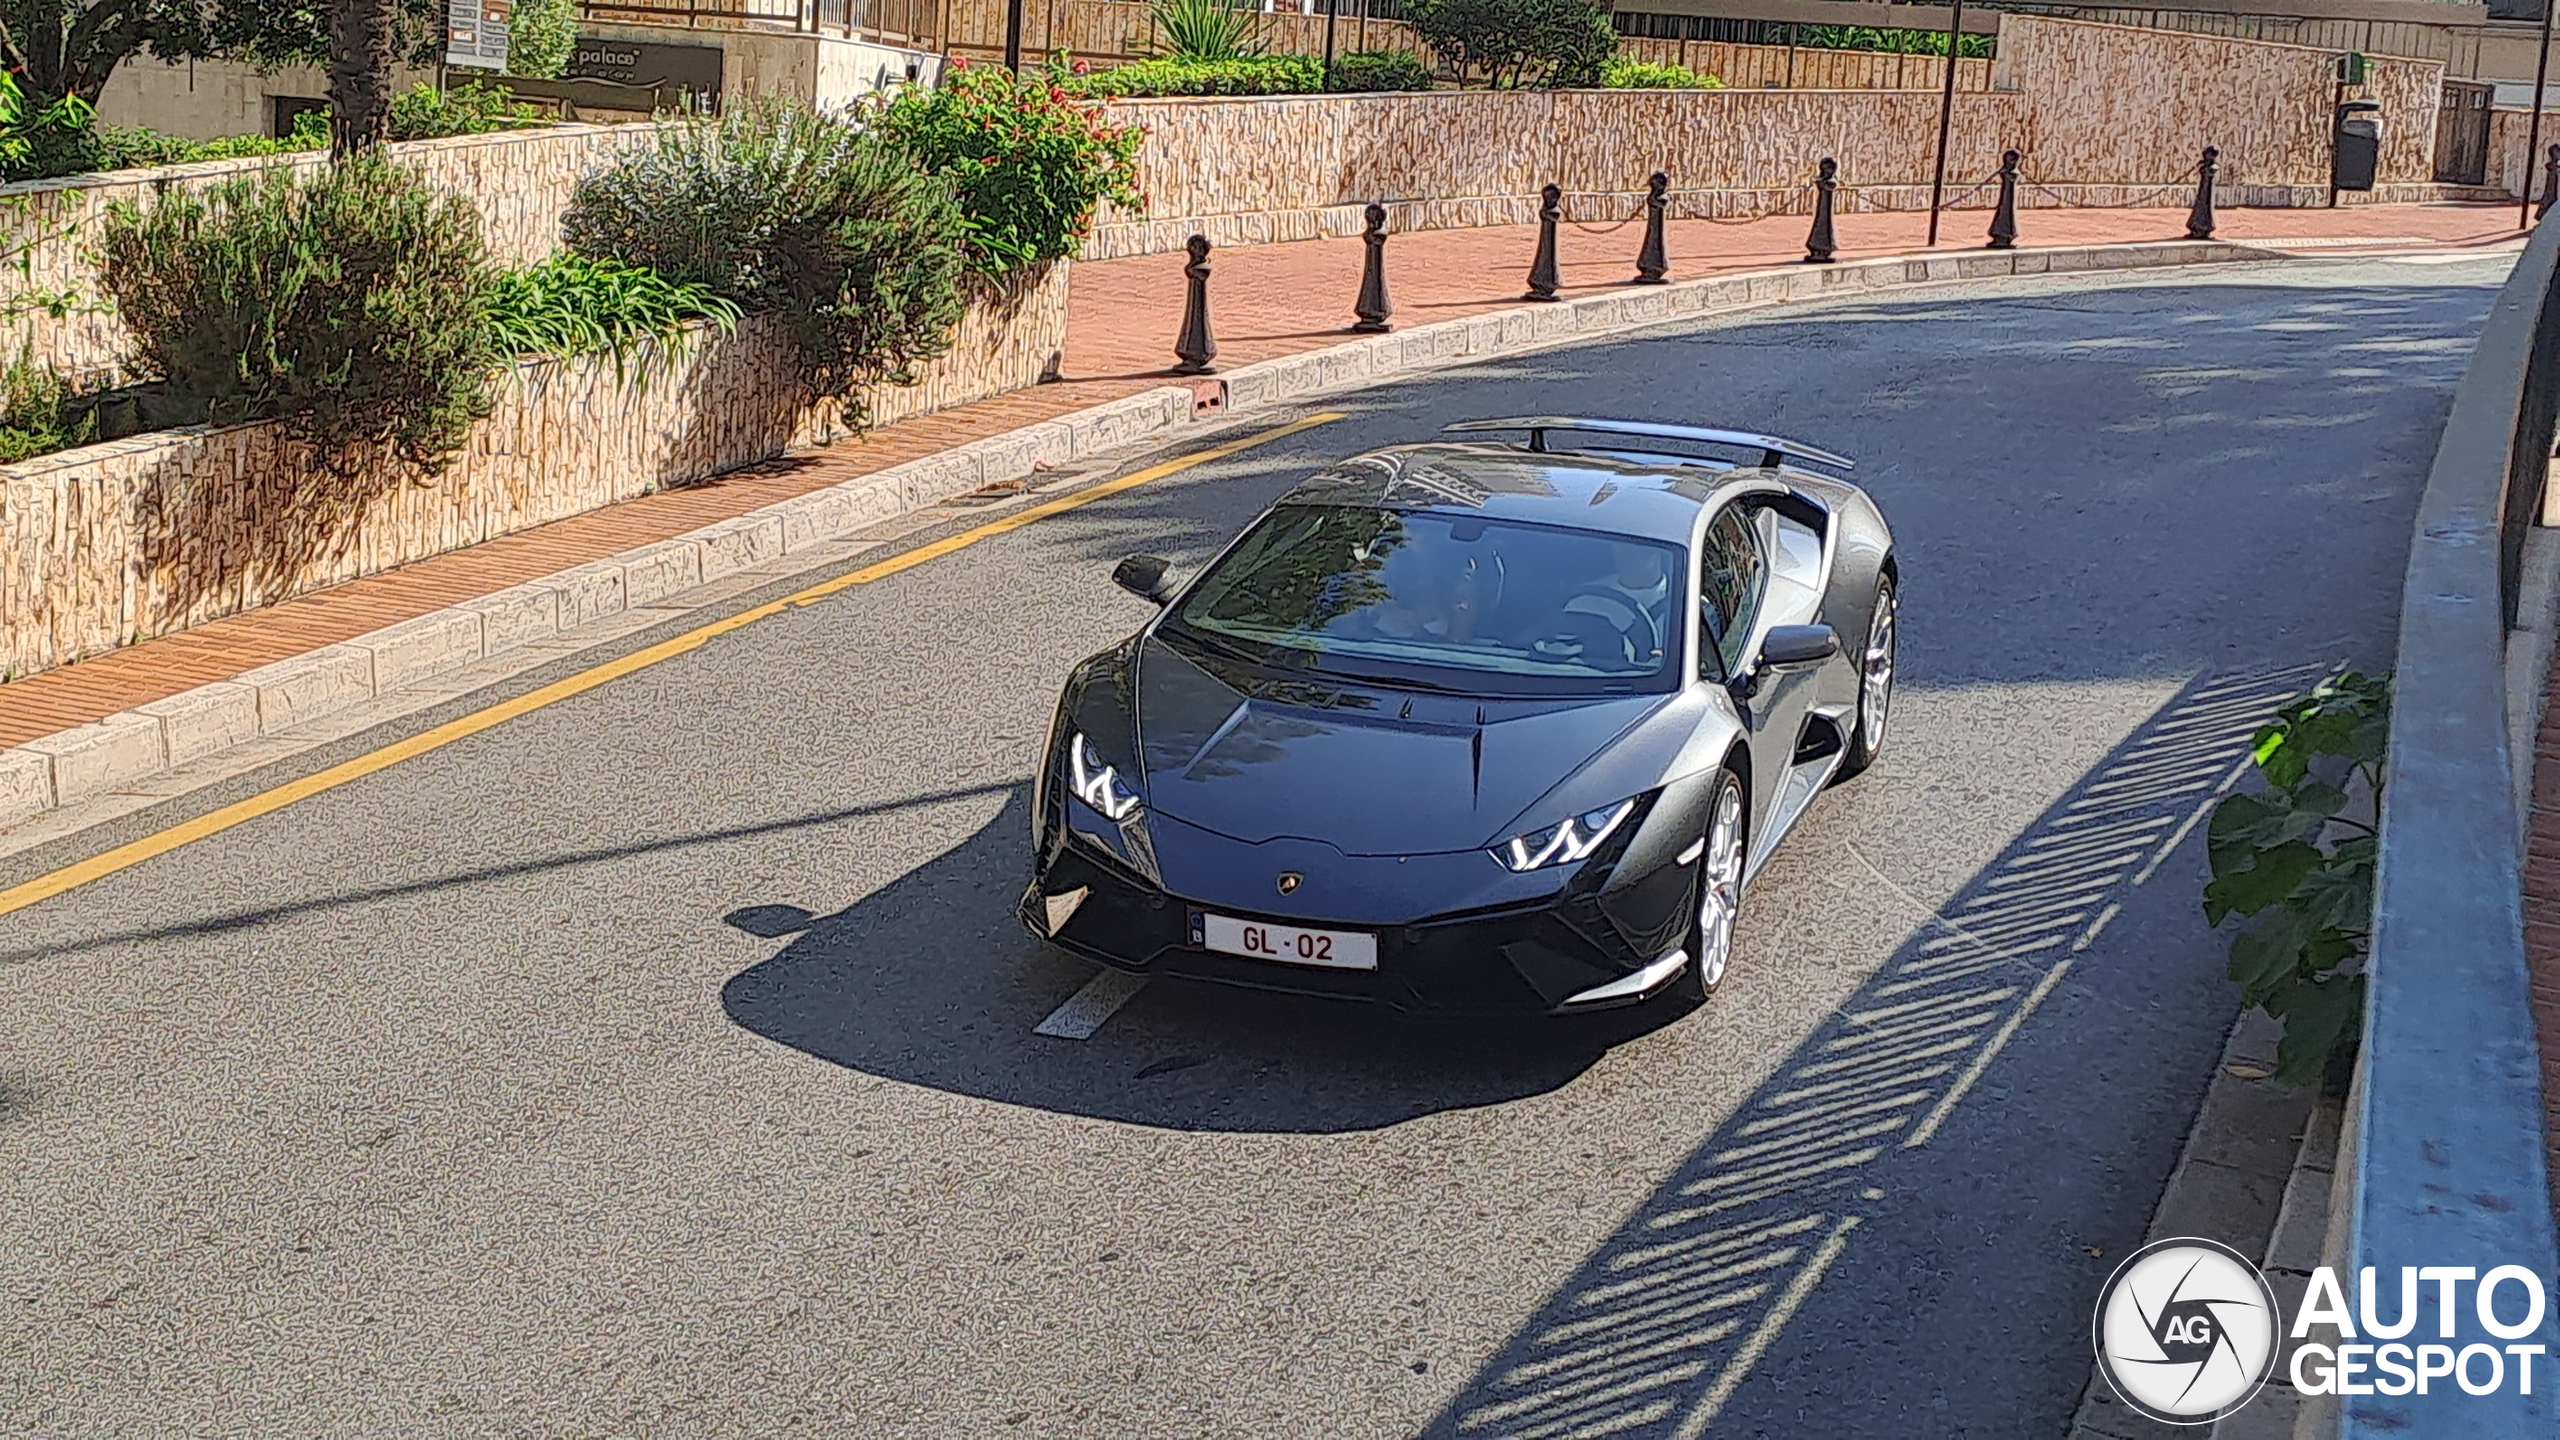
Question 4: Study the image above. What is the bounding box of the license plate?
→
[1192,911,1378,971]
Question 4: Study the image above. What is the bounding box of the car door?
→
[1698,500,1819,858]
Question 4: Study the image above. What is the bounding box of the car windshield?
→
[1168,505,1684,695]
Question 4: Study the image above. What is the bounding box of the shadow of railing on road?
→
[1430,664,2322,1440]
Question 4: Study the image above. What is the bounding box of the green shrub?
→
[389,82,543,141]
[503,0,579,79]
[97,152,496,472]
[0,355,96,464]
[2204,671,2389,1090]
[0,72,100,181]
[563,96,970,411]
[486,254,741,372]
[1326,49,1436,92]
[1406,0,1617,87]
[1601,57,1724,89]
[1150,0,1261,60]
[874,63,1144,274]
[1800,25,1992,60]
[1065,54,1324,98]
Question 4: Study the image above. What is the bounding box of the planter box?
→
[0,263,1070,682]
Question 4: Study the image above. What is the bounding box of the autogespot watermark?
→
[2092,1238,2552,1424]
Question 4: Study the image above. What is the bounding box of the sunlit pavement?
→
[0,253,2512,1437]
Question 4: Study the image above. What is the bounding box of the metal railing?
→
[2342,212,2560,1435]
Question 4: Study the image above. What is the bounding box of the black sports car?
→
[1019,417,1898,1016]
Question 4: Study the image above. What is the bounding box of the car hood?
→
[1129,634,1672,856]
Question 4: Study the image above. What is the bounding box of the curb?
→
[2068,1008,2330,1440]
[0,238,2275,833]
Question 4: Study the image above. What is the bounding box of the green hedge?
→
[1327,50,1437,92]
[1063,54,1326,97]
[1600,58,1724,89]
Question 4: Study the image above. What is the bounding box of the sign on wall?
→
[446,0,511,71]
[558,37,724,101]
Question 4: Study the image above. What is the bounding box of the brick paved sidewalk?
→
[0,201,2521,753]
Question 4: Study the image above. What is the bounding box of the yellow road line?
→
[0,412,1344,921]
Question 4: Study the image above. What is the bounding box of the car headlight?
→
[1496,798,1638,872]
[1068,733,1143,821]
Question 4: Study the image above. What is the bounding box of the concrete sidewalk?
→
[0,203,2520,776]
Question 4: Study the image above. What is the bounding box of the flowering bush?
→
[873,63,1143,275]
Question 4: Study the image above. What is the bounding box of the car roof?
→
[1274,442,1773,546]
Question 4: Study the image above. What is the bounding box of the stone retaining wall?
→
[1086,15,2444,258]
[0,264,1068,682]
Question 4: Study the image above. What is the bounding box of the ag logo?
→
[2094,1237,2279,1424]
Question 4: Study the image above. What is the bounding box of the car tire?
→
[1836,572,1896,782]
[1671,766,1748,1004]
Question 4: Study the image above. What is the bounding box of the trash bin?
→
[2334,99,2382,192]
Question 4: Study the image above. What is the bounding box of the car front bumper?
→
[1020,806,1687,1017]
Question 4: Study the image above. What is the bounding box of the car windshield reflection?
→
[1168,505,1685,697]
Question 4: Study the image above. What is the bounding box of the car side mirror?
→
[1759,623,1839,668]
[1112,553,1174,605]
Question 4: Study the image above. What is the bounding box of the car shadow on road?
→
[717,785,1676,1134]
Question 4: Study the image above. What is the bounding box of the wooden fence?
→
[944,0,1986,89]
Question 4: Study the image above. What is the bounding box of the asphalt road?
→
[0,252,2510,1439]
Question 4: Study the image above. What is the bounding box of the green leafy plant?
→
[1326,49,1436,92]
[485,253,740,375]
[1405,0,1617,88]
[2202,671,2390,1090]
[1149,0,1261,61]
[0,67,100,179]
[872,62,1143,275]
[1066,53,1324,97]
[0,351,96,463]
[563,96,970,414]
[96,150,496,471]
[1799,25,1992,60]
[503,0,577,79]
[1602,57,1724,89]
[389,81,543,141]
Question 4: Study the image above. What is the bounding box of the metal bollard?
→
[2540,144,2560,222]
[1526,184,1563,301]
[1173,233,1217,376]
[2185,146,2219,241]
[1352,203,1393,333]
[1634,171,1669,284]
[1986,149,2020,250]
[1804,158,1838,264]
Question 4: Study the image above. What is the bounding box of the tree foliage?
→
[1404,0,1616,88]
[0,0,440,108]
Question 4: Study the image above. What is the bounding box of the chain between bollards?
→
[1985,150,2020,250]
[1804,158,1838,264]
[1526,183,1563,300]
[1352,203,1392,333]
[1633,172,1669,284]
[1172,233,1216,376]
[2185,145,2219,241]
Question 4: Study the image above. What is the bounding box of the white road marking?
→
[1034,968,1150,1040]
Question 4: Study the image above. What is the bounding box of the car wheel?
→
[1673,768,1747,1003]
[1837,573,1896,781]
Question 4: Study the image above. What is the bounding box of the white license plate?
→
[1194,911,1378,971]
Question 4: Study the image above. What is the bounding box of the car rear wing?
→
[1441,417,1855,472]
